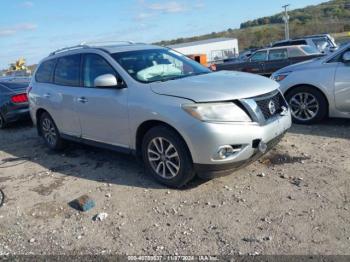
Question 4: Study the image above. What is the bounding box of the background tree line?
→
[156,0,350,51]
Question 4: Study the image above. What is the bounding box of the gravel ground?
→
[0,119,349,256]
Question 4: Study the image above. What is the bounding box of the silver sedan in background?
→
[272,43,350,124]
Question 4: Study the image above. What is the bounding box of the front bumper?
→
[183,110,292,178]
[194,133,285,179]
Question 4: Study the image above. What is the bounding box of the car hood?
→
[150,71,279,102]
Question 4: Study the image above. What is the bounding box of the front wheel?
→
[142,126,195,188]
[39,112,65,150]
[285,86,328,124]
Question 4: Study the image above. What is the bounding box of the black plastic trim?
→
[60,134,134,155]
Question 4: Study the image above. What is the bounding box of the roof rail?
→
[80,41,135,46]
[49,41,138,56]
[49,44,89,56]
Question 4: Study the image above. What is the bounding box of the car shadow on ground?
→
[0,121,208,190]
[289,118,350,139]
[2,117,348,191]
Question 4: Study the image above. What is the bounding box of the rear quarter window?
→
[35,59,56,83]
[54,55,81,86]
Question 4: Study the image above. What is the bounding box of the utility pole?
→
[282,4,290,40]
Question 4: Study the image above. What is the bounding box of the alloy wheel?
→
[41,117,57,146]
[147,137,181,179]
[289,92,319,122]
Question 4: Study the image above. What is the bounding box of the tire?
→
[39,112,65,150]
[285,86,328,125]
[0,114,6,129]
[142,126,195,188]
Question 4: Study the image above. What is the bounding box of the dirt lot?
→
[0,119,349,256]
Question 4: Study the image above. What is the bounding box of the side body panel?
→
[334,63,350,112]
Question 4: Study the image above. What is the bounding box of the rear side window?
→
[268,49,288,60]
[288,48,305,58]
[36,59,56,83]
[83,54,116,87]
[54,55,81,86]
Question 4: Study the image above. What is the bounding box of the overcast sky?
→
[0,0,326,69]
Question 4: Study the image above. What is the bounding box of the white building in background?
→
[168,38,239,63]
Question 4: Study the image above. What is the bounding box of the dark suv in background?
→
[215,45,323,77]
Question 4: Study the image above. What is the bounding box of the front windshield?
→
[301,45,320,55]
[112,49,211,83]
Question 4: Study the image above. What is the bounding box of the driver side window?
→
[83,54,116,87]
[250,51,267,62]
[328,48,350,63]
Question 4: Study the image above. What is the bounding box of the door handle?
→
[43,93,51,98]
[77,97,88,103]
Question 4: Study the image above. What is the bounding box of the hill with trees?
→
[156,0,350,50]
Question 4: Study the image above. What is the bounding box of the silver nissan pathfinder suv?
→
[29,42,292,188]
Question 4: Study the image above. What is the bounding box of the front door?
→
[334,51,350,112]
[75,53,129,148]
[246,50,267,75]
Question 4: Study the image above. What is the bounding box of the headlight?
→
[182,102,251,122]
[271,72,291,82]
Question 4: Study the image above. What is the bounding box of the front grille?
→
[255,91,287,120]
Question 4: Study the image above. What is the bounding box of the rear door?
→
[75,53,129,148]
[51,54,82,136]
[264,48,289,76]
[245,51,267,75]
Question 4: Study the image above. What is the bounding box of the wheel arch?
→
[284,84,329,115]
[135,120,193,162]
[35,108,49,136]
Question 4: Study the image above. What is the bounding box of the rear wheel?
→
[39,112,65,150]
[286,86,328,124]
[0,114,6,129]
[142,126,195,188]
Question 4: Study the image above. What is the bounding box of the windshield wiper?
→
[159,75,188,82]
[152,72,211,83]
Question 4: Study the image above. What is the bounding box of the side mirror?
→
[342,51,350,63]
[329,46,337,52]
[94,74,119,88]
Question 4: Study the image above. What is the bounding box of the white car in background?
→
[272,43,350,124]
[272,34,338,54]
